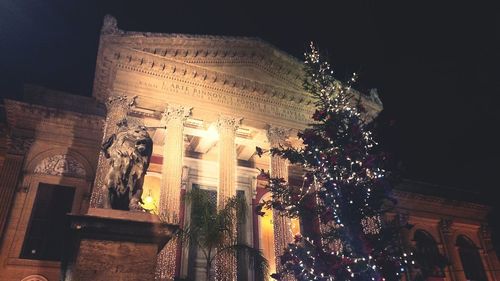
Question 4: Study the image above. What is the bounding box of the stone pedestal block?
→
[62,208,178,281]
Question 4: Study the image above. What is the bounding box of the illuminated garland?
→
[258,43,412,281]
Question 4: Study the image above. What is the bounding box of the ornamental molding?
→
[111,65,313,126]
[109,47,312,105]
[33,154,87,178]
[99,15,303,86]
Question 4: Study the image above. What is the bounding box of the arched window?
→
[413,230,447,278]
[456,235,487,281]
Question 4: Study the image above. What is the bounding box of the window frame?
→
[4,174,90,268]
[20,183,76,261]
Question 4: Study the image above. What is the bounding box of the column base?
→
[62,208,178,281]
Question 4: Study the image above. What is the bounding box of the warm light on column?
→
[290,218,301,236]
[260,202,277,281]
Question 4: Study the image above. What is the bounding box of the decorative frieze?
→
[112,66,314,125]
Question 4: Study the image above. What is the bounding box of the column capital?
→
[216,115,242,132]
[267,125,291,146]
[161,104,192,125]
[7,135,34,156]
[106,95,137,111]
[480,223,492,239]
[439,218,453,235]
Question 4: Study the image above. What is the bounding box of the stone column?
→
[479,224,498,281]
[267,126,295,281]
[89,95,136,208]
[156,104,191,281]
[0,135,33,240]
[215,115,241,281]
[439,218,462,281]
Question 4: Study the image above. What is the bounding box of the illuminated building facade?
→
[0,16,498,281]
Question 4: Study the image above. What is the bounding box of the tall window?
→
[413,230,447,278]
[20,183,75,261]
[457,235,487,281]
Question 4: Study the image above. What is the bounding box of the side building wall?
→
[0,88,104,281]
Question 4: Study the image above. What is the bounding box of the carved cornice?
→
[110,47,313,105]
[217,115,242,132]
[393,189,489,212]
[266,125,291,146]
[99,16,304,87]
[161,104,192,124]
[4,100,104,132]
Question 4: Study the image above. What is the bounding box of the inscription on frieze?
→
[114,70,312,123]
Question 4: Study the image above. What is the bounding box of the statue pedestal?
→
[62,208,178,281]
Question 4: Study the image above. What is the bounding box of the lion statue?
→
[101,120,153,211]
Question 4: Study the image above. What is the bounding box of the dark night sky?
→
[1,1,499,196]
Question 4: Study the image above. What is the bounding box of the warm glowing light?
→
[206,124,219,140]
[260,195,276,280]
[144,194,154,204]
[141,175,161,213]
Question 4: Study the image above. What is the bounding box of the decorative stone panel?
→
[34,154,86,178]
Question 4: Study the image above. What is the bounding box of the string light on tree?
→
[257,43,410,281]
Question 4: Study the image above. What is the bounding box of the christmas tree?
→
[257,43,411,281]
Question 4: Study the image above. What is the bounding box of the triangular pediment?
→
[100,25,305,91]
[93,15,383,122]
